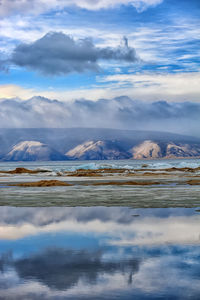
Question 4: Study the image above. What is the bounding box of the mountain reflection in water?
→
[0,206,199,299]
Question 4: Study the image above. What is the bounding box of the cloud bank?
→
[6,32,138,75]
[0,96,200,136]
[0,0,163,17]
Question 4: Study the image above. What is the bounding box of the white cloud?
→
[0,84,35,99]
[0,215,199,246]
[0,0,163,17]
[0,84,117,101]
[100,72,200,102]
[0,13,199,73]
[1,71,200,104]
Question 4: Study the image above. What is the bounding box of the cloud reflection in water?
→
[0,206,199,299]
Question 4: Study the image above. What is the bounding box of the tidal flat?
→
[1,159,200,207]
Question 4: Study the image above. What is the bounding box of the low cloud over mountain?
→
[0,96,200,136]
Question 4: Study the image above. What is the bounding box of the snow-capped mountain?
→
[130,141,200,159]
[66,140,131,160]
[0,129,200,161]
[66,139,200,160]
[3,141,66,161]
[166,143,200,158]
[130,141,162,159]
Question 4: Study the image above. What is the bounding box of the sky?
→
[0,0,200,133]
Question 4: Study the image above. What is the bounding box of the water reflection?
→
[1,248,140,291]
[0,207,199,299]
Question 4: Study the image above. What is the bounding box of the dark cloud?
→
[9,32,138,75]
[0,96,200,137]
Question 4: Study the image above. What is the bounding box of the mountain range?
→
[0,128,200,161]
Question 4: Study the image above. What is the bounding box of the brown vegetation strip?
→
[8,178,200,187]
[9,179,165,187]
[66,166,200,177]
[66,168,130,176]
[89,181,162,186]
[141,172,171,176]
[2,166,200,177]
[187,180,200,185]
[10,180,73,187]
[0,167,49,174]
[136,167,200,173]
[67,171,102,177]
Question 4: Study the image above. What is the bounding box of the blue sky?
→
[0,0,199,102]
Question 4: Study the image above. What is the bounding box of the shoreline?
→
[1,167,200,187]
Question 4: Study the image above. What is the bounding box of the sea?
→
[0,159,199,299]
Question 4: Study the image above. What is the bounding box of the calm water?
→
[0,159,200,299]
[0,206,199,299]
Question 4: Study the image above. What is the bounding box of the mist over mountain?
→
[0,96,200,137]
[0,97,199,160]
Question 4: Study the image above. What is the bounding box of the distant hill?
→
[66,140,131,160]
[130,140,200,159]
[3,141,67,162]
[0,128,200,161]
[130,140,162,159]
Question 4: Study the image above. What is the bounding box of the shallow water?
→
[0,160,200,299]
[1,185,200,208]
[0,206,199,299]
[1,159,200,208]
[0,158,200,172]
